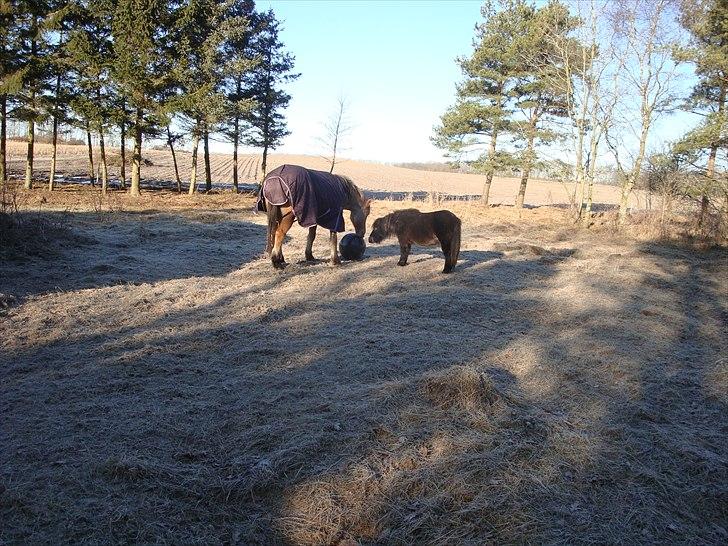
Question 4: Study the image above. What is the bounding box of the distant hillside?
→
[6,141,641,208]
[393,162,460,174]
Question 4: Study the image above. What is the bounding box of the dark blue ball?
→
[339,233,366,261]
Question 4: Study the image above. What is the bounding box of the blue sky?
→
[230,0,485,162]
[214,0,701,165]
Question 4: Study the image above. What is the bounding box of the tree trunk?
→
[119,105,126,189]
[329,133,338,174]
[261,61,272,180]
[581,158,597,228]
[203,128,211,192]
[130,108,142,196]
[86,127,95,187]
[261,145,268,180]
[24,119,34,190]
[697,194,710,228]
[166,125,182,192]
[619,174,636,225]
[583,143,598,227]
[619,84,653,225]
[483,172,494,206]
[0,94,6,188]
[188,130,200,195]
[99,128,108,195]
[515,165,530,209]
[49,112,59,191]
[582,127,601,227]
[698,83,725,229]
[574,126,586,216]
[25,26,37,190]
[232,116,239,192]
[482,129,498,205]
[515,138,535,209]
[516,111,538,209]
[584,175,594,223]
[48,70,61,191]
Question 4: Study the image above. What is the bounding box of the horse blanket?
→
[259,164,348,232]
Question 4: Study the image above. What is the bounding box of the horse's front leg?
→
[329,231,341,266]
[272,211,295,269]
[305,226,317,261]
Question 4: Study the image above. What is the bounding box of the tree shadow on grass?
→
[1,236,726,544]
[361,244,504,272]
[0,210,267,299]
[0,247,558,543]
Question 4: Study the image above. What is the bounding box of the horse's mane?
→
[332,173,365,204]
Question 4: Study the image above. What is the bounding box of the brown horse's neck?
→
[342,186,365,212]
[345,199,364,213]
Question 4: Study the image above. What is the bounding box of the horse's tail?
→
[266,202,280,256]
[451,217,461,267]
[256,182,267,212]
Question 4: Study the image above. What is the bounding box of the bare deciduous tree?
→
[319,95,353,174]
[604,0,683,225]
[543,0,618,225]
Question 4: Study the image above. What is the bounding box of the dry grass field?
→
[1,179,726,544]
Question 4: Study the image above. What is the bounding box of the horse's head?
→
[350,198,371,237]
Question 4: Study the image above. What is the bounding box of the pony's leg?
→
[271,210,295,269]
[329,231,341,266]
[305,226,317,261]
[440,237,453,273]
[398,241,411,266]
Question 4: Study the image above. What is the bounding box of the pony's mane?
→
[333,174,365,204]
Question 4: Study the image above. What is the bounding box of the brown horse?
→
[259,165,371,269]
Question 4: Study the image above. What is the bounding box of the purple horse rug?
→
[259,164,348,232]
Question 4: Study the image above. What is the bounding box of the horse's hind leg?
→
[272,209,295,269]
[265,203,279,256]
[305,226,317,261]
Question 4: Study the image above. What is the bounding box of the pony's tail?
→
[450,218,461,267]
[266,203,280,256]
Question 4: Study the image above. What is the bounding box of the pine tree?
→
[157,50,183,192]
[510,0,578,209]
[673,0,728,226]
[43,2,78,191]
[244,10,298,178]
[169,0,246,194]
[221,0,258,192]
[110,96,130,189]
[67,0,115,194]
[112,0,167,196]
[432,0,521,204]
[0,0,19,187]
[0,2,21,187]
[203,125,211,190]
[12,0,56,190]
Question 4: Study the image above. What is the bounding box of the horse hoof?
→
[330,259,341,267]
[272,260,286,270]
[305,254,316,262]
